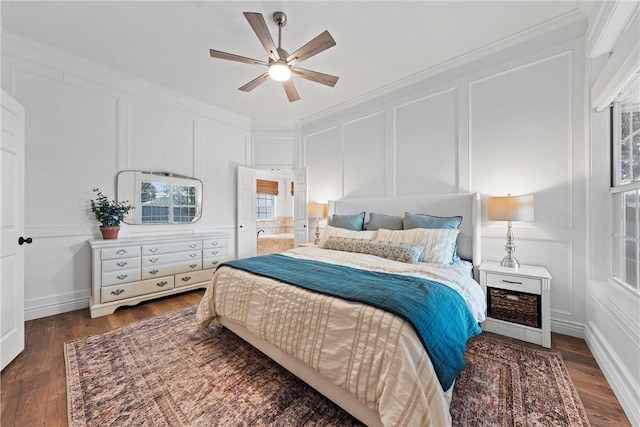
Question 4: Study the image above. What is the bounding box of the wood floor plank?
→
[0,396,18,426]
[1,290,631,426]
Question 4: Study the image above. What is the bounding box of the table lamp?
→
[307,202,327,245]
[487,194,534,269]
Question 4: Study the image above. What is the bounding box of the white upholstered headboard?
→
[328,193,482,274]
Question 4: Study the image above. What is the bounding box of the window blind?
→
[257,179,279,196]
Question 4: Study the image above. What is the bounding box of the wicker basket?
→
[488,288,541,328]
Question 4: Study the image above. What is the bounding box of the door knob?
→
[240,225,243,228]
[18,237,33,245]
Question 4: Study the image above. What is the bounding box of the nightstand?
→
[479,261,551,348]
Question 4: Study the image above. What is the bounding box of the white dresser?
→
[89,233,230,318]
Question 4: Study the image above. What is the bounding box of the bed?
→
[196,193,485,426]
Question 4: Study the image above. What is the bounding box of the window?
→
[141,181,198,224]
[256,193,275,220]
[611,74,640,292]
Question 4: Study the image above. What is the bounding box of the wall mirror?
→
[117,171,203,224]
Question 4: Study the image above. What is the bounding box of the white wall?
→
[301,14,587,338]
[584,3,640,425]
[1,32,251,320]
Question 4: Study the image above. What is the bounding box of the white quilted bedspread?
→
[196,247,485,427]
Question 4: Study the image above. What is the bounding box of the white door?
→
[1,91,26,370]
[293,167,308,246]
[236,166,257,259]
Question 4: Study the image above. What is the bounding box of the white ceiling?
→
[1,1,581,122]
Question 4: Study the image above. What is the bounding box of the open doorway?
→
[237,166,307,260]
[256,169,294,255]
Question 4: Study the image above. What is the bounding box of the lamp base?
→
[500,221,520,269]
[314,219,320,245]
[500,255,520,269]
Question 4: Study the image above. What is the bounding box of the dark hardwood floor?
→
[1,290,631,426]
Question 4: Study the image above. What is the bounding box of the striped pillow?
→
[374,228,459,264]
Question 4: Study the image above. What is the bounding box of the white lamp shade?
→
[488,195,534,222]
[308,203,327,219]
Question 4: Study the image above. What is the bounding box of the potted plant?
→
[90,188,134,239]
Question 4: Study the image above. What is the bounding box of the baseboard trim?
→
[25,294,89,321]
[585,322,640,426]
[550,318,585,338]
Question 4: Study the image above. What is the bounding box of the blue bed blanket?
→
[220,253,481,391]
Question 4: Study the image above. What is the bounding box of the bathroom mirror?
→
[117,171,203,224]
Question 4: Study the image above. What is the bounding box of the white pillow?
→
[318,225,377,248]
[374,228,459,264]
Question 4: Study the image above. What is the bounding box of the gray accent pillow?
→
[323,236,423,264]
[366,212,403,230]
[329,211,366,231]
[403,212,463,230]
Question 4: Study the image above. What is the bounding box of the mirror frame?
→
[117,170,203,224]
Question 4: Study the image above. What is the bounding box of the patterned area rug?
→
[65,306,590,426]
[450,336,591,426]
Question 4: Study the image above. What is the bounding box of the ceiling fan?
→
[209,11,338,102]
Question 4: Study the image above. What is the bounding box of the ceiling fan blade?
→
[210,49,267,66]
[239,73,269,92]
[243,12,279,61]
[292,68,339,87]
[287,30,336,67]
[282,79,301,102]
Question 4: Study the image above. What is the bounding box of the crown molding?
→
[585,0,640,58]
[1,30,251,130]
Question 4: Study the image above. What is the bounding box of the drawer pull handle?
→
[190,253,198,258]
[149,269,159,275]
[149,257,158,263]
[111,289,125,296]
[181,276,191,282]
[501,280,523,285]
[211,260,219,266]
[116,249,127,255]
[189,263,198,268]
[211,242,219,246]
[189,244,197,248]
[149,248,158,253]
[116,274,128,280]
[156,281,169,287]
[210,250,219,255]
[506,293,520,301]
[116,262,127,267]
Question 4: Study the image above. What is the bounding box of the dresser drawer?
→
[142,260,202,280]
[143,251,201,267]
[202,257,230,269]
[175,268,215,288]
[485,272,541,295]
[203,246,227,259]
[102,268,142,286]
[101,275,175,303]
[101,246,141,260]
[142,240,202,255]
[203,238,227,250]
[102,257,141,273]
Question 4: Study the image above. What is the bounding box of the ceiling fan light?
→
[268,61,291,81]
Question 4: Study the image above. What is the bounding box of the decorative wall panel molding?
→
[342,111,387,199]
